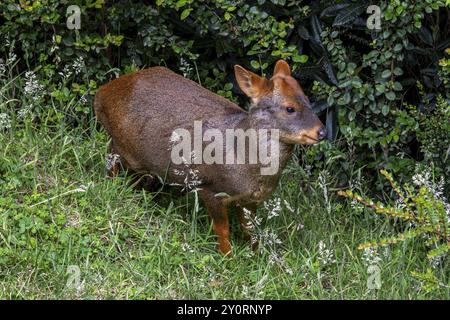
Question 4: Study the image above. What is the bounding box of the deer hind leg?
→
[236,203,259,251]
[199,189,231,255]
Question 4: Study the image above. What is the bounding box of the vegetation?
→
[0,0,448,299]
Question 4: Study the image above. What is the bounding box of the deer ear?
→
[273,60,291,77]
[234,65,270,100]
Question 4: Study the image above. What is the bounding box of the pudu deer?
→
[94,60,326,255]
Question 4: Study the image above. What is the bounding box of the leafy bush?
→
[339,169,449,292]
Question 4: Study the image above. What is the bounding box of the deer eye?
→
[286,107,296,114]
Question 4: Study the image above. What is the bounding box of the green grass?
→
[0,121,448,299]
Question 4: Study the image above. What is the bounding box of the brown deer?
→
[94,60,326,255]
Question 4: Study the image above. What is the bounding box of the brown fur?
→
[94,60,325,255]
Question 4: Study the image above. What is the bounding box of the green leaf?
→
[396,6,404,15]
[293,54,308,63]
[176,0,188,8]
[332,2,368,27]
[348,110,356,121]
[352,79,362,88]
[180,8,192,20]
[327,95,335,106]
[381,70,392,79]
[323,60,338,86]
[393,82,403,91]
[393,67,404,76]
[393,44,402,52]
[343,92,351,104]
[386,91,396,101]
[417,26,433,46]
[375,84,385,93]
[337,97,346,105]
[224,83,233,90]
[250,60,260,69]
[310,15,323,44]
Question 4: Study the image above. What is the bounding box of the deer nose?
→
[317,126,327,141]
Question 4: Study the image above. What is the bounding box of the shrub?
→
[339,169,449,292]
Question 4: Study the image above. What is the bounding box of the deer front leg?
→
[236,203,259,251]
[199,189,231,255]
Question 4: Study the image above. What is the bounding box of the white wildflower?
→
[168,131,182,151]
[49,35,60,55]
[429,255,443,269]
[268,252,293,276]
[170,151,203,191]
[79,95,88,105]
[243,208,262,231]
[179,57,193,78]
[173,169,185,176]
[241,207,292,276]
[349,179,365,213]
[259,229,282,247]
[318,171,331,213]
[350,198,364,213]
[413,166,450,222]
[72,56,84,75]
[24,71,44,100]
[183,167,202,191]
[6,52,17,65]
[362,247,382,266]
[17,104,34,120]
[412,171,430,187]
[0,59,5,76]
[106,153,121,171]
[264,197,281,219]
[58,64,73,81]
[181,242,194,253]
[0,113,12,130]
[318,240,336,266]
